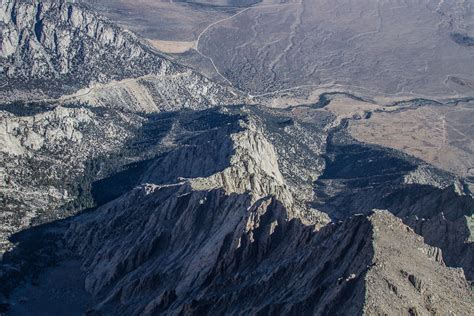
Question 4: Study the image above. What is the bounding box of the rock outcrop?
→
[0,0,240,104]
[364,210,472,315]
[0,0,168,85]
[0,1,472,314]
[1,105,472,315]
[0,104,146,252]
[314,128,474,281]
[64,146,473,315]
[57,110,472,315]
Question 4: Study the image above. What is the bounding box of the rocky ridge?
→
[1,103,473,315]
[59,111,472,315]
[0,0,243,253]
[0,0,168,95]
[0,0,239,104]
[0,104,145,252]
[0,0,473,314]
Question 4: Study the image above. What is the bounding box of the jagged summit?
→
[64,184,472,315]
[58,113,471,315]
[2,107,472,315]
[0,0,473,315]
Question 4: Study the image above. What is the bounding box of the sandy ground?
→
[80,0,238,41]
[198,0,474,98]
[148,39,195,53]
[348,102,474,178]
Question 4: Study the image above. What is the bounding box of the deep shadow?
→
[1,189,374,315]
[0,107,248,311]
[0,217,72,309]
[91,108,244,207]
[451,33,474,47]
[91,159,152,206]
[314,129,474,280]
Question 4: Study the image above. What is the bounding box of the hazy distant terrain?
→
[350,100,474,178]
[80,0,239,41]
[198,0,474,98]
[182,0,262,6]
[86,0,474,100]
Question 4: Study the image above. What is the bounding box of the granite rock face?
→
[62,113,472,315]
[364,210,472,316]
[0,0,239,104]
[1,105,473,315]
[2,105,473,315]
[0,0,473,315]
[60,108,471,315]
[0,0,168,84]
[0,104,148,253]
[0,0,241,253]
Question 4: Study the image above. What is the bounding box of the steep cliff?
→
[0,104,147,252]
[0,0,473,314]
[0,0,239,104]
[61,119,472,314]
[1,106,473,315]
[60,110,473,315]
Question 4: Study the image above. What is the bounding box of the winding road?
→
[194,2,299,89]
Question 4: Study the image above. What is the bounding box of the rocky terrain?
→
[0,0,241,254]
[60,110,472,315]
[2,106,473,315]
[0,0,473,315]
[0,0,239,102]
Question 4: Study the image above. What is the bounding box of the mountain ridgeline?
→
[0,0,473,315]
[1,0,210,100]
